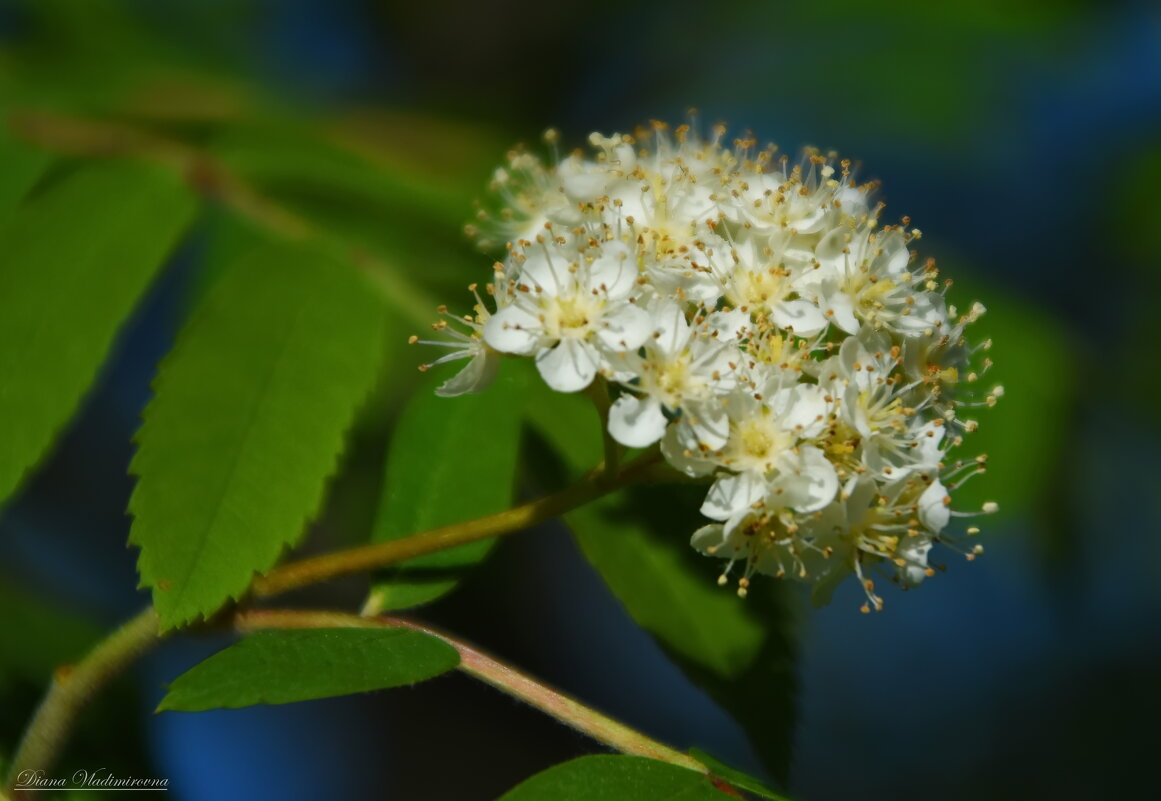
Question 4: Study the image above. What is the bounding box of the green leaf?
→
[569,486,766,679]
[365,363,528,612]
[0,128,52,224]
[158,628,459,712]
[129,243,388,629]
[526,386,798,786]
[0,160,196,507]
[688,749,789,800]
[496,756,728,801]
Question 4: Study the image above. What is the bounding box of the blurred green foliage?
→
[0,577,100,689]
[946,273,1078,516]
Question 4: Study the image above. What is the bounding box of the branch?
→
[5,608,161,794]
[251,448,660,598]
[235,609,706,773]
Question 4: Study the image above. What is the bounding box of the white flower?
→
[719,153,869,235]
[815,326,948,479]
[484,237,651,392]
[807,226,948,338]
[606,301,740,449]
[426,119,1000,610]
[662,384,838,521]
[412,284,502,397]
[715,236,829,337]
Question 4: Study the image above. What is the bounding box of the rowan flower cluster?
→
[416,122,1000,611]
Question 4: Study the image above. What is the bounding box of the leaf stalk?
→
[234,609,706,773]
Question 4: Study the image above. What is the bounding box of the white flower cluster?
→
[416,122,1000,611]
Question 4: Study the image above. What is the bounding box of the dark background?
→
[1,1,1160,799]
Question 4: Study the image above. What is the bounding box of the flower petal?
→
[682,399,729,451]
[435,347,500,398]
[560,171,608,203]
[701,471,765,521]
[770,385,829,439]
[484,304,545,355]
[918,479,951,532]
[651,300,691,358]
[705,309,750,341]
[775,446,839,512]
[691,524,734,558]
[661,426,715,477]
[772,299,827,337]
[535,339,599,392]
[821,288,859,334]
[588,241,636,300]
[608,394,668,448]
[519,253,567,296]
[595,302,652,351]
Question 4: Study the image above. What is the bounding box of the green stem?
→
[234,609,706,774]
[251,448,659,598]
[584,377,620,484]
[5,608,161,795]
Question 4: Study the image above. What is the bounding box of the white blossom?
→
[411,284,502,397]
[484,237,651,392]
[606,300,740,449]
[426,120,1000,610]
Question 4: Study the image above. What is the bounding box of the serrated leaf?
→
[365,364,528,612]
[129,244,388,629]
[0,160,196,507]
[496,755,727,801]
[526,387,798,786]
[158,628,459,712]
[688,749,789,800]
